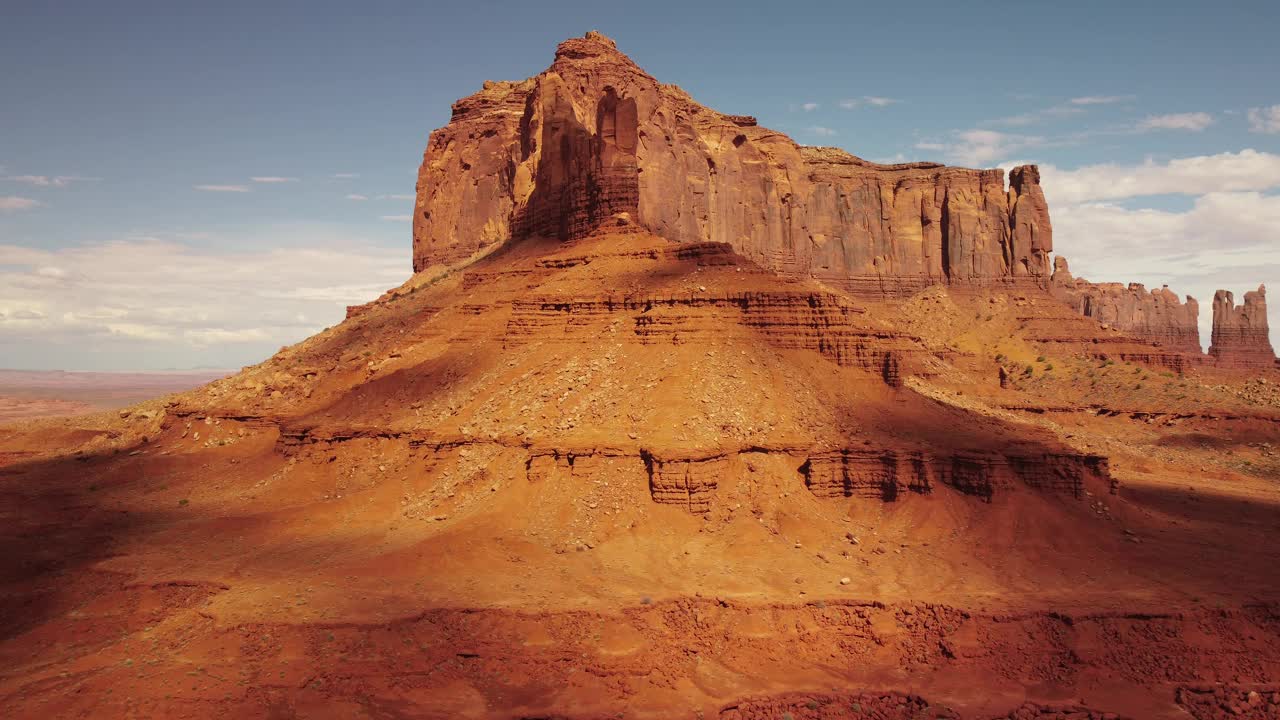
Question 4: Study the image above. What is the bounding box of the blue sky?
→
[2,0,1279,369]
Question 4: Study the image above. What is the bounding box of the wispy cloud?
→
[331,173,360,179]
[346,194,369,201]
[379,214,412,221]
[801,102,820,112]
[916,129,1045,166]
[994,104,1085,127]
[1248,105,1280,134]
[3,174,98,187]
[0,196,41,212]
[381,194,415,201]
[250,176,299,183]
[806,126,838,137]
[838,96,900,110]
[1069,95,1135,105]
[194,184,251,193]
[1136,112,1215,131]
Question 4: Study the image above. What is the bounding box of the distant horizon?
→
[3,1,1278,370]
[0,367,235,375]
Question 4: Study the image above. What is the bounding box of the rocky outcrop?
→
[503,287,919,386]
[1049,256,1201,353]
[800,448,1105,502]
[1210,285,1276,369]
[413,32,1052,296]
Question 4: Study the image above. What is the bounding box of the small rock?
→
[839,577,851,585]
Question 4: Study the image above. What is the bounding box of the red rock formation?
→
[503,287,920,386]
[1049,256,1201,353]
[799,448,1103,502]
[1209,285,1276,369]
[412,32,1052,296]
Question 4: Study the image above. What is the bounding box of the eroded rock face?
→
[1050,256,1201,353]
[412,32,1052,296]
[1210,285,1276,369]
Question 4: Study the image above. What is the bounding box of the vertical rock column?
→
[1209,286,1276,369]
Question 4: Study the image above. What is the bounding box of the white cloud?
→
[1040,149,1280,204]
[1069,95,1135,105]
[1055,192,1280,348]
[194,184,250,193]
[0,196,41,212]
[331,173,360,179]
[3,174,97,187]
[379,215,413,221]
[346,194,369,201]
[918,129,1045,167]
[250,176,299,183]
[1248,105,1280,134]
[381,194,415,201]
[801,102,819,112]
[1137,112,1215,131]
[1056,193,1280,257]
[806,126,837,138]
[839,96,900,110]
[0,231,407,370]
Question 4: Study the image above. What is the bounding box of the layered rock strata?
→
[276,428,1110,515]
[503,288,916,385]
[800,449,1106,502]
[413,32,1052,296]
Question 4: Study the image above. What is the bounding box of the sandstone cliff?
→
[1209,285,1276,369]
[412,32,1052,296]
[1049,257,1201,353]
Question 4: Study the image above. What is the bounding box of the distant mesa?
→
[1049,256,1202,355]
